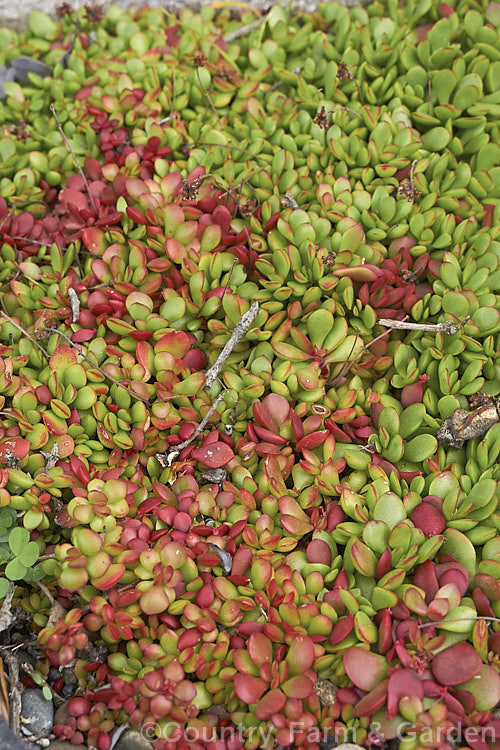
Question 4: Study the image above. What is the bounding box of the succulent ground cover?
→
[0,0,499,748]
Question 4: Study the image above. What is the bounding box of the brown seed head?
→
[56,2,73,17]
[337,62,353,81]
[324,251,337,268]
[314,106,329,129]
[400,268,418,283]
[239,199,257,218]
[398,181,421,202]
[192,53,207,68]
[182,177,203,201]
[468,392,493,409]
[84,3,105,24]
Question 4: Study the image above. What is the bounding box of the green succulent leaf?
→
[8,527,30,556]
[5,557,27,581]
[404,433,438,462]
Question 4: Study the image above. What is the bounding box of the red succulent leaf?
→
[307,539,332,566]
[329,615,354,646]
[451,688,476,714]
[248,632,273,669]
[253,394,290,433]
[234,674,267,704]
[59,188,89,212]
[155,330,191,358]
[353,679,389,717]
[411,501,446,537]
[254,688,286,720]
[474,573,500,602]
[442,691,466,718]
[191,442,234,468]
[427,597,450,620]
[376,548,392,578]
[439,2,455,16]
[387,669,424,718]
[436,561,469,596]
[472,588,495,617]
[344,647,388,692]
[334,264,382,282]
[286,634,315,674]
[295,431,328,452]
[0,438,30,463]
[281,674,314,699]
[71,329,97,343]
[431,642,482,686]
[252,425,288,445]
[400,380,424,406]
[413,560,439,602]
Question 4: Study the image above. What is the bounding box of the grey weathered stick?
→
[4,651,21,739]
[68,288,80,324]
[205,302,259,388]
[224,14,268,42]
[377,316,470,335]
[0,582,15,634]
[156,302,259,466]
[156,394,225,467]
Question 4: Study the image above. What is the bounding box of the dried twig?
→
[46,328,150,405]
[50,103,98,216]
[156,394,225,468]
[205,302,259,387]
[327,329,361,388]
[377,316,470,334]
[4,652,21,738]
[158,114,177,125]
[36,582,56,608]
[328,105,360,119]
[68,287,80,324]
[196,68,223,131]
[221,258,238,302]
[59,18,80,68]
[0,659,9,721]
[40,444,60,471]
[0,583,16,635]
[224,13,268,42]
[156,302,259,466]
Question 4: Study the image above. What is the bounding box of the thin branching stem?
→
[224,13,269,42]
[50,103,98,217]
[205,302,259,388]
[196,68,223,131]
[156,302,259,466]
[46,328,150,405]
[418,616,499,629]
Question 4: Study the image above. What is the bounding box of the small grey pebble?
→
[0,65,16,100]
[21,688,54,739]
[113,729,153,750]
[200,467,226,483]
[10,56,52,83]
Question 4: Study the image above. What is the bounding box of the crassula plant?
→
[0,0,499,748]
